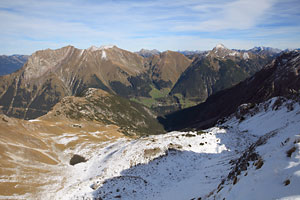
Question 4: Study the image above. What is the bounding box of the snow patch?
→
[88,131,107,137]
[79,49,84,57]
[229,51,239,56]
[87,46,99,51]
[216,44,226,49]
[28,119,41,122]
[243,52,250,60]
[88,45,115,52]
[54,133,79,145]
[101,50,107,60]
[99,45,115,50]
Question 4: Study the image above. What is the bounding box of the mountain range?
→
[1,44,300,200]
[0,44,278,119]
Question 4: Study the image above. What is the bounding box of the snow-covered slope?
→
[54,97,300,200]
[212,97,300,200]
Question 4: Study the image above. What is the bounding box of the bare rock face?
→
[23,46,76,82]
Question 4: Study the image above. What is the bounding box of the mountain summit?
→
[215,43,226,49]
[87,45,116,51]
[136,49,160,57]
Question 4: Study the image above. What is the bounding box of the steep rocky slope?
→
[160,50,300,131]
[149,50,192,89]
[0,55,28,75]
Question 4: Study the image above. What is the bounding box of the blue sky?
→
[0,0,300,55]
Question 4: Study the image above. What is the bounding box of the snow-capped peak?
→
[87,45,115,52]
[101,50,107,60]
[243,52,250,60]
[215,43,226,49]
[87,45,99,51]
[99,45,115,50]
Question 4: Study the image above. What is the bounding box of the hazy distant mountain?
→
[177,50,204,55]
[177,50,208,59]
[248,46,282,57]
[136,48,160,57]
[0,55,28,76]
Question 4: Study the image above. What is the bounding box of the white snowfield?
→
[54,97,300,200]
[101,50,107,60]
[88,45,115,52]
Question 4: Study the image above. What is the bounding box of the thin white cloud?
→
[175,0,275,31]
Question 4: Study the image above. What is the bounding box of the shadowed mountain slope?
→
[159,50,300,131]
